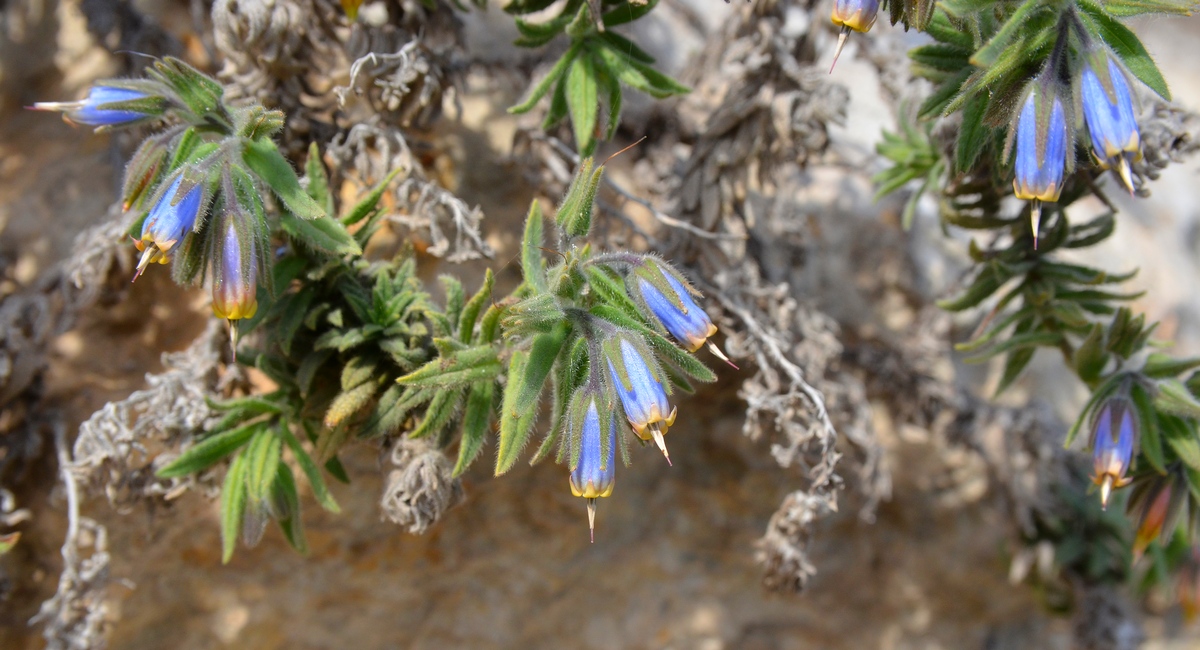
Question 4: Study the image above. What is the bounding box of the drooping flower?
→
[606,336,676,464]
[1080,55,1142,193]
[1011,81,1070,247]
[631,263,733,367]
[569,398,618,542]
[1088,397,1137,509]
[134,174,205,278]
[829,0,880,73]
[211,217,259,322]
[31,85,157,127]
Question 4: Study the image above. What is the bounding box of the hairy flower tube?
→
[632,264,732,366]
[135,174,205,278]
[606,337,676,464]
[569,399,617,542]
[32,85,156,127]
[1080,56,1142,193]
[829,0,880,73]
[1088,398,1137,509]
[211,217,259,322]
[1011,83,1069,247]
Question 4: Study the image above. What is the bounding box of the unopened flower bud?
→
[211,217,259,321]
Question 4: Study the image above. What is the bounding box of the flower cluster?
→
[1007,22,1143,246]
[565,257,730,540]
[31,58,333,340]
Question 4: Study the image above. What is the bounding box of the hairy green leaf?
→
[157,421,263,478]
[566,53,600,156]
[242,138,325,220]
[454,381,496,476]
[1077,0,1171,100]
[220,451,249,563]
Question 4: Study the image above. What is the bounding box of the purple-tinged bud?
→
[1131,476,1184,560]
[212,217,259,322]
[569,398,617,542]
[31,86,157,127]
[606,336,676,464]
[829,0,880,73]
[134,174,205,278]
[1080,56,1142,194]
[1010,81,1070,247]
[1088,398,1137,509]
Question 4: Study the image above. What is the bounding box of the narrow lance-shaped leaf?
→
[970,0,1042,67]
[157,421,264,479]
[245,429,284,506]
[454,381,496,477]
[280,212,362,257]
[342,168,403,227]
[1131,383,1166,473]
[496,350,536,475]
[410,388,462,439]
[510,42,584,114]
[1155,379,1200,419]
[280,427,341,513]
[1076,0,1171,100]
[220,451,250,563]
[459,269,495,343]
[272,462,308,555]
[565,53,599,156]
[304,142,333,217]
[396,345,503,389]
[522,200,548,293]
[242,138,325,220]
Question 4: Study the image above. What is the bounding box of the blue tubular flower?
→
[32,86,153,127]
[1088,398,1137,509]
[570,400,617,542]
[633,265,732,366]
[1011,84,1069,247]
[607,337,676,464]
[212,218,259,322]
[1080,56,1141,193]
[134,174,205,278]
[829,0,880,73]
